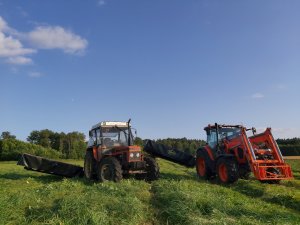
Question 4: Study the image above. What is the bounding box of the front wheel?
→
[216,157,239,184]
[136,156,159,181]
[97,157,123,182]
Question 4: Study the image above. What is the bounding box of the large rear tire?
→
[216,157,239,184]
[84,151,96,180]
[196,149,214,180]
[97,157,123,182]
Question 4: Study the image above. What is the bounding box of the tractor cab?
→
[88,121,135,148]
[205,124,242,151]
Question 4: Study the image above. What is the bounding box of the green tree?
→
[134,137,144,146]
[27,130,40,144]
[0,131,16,140]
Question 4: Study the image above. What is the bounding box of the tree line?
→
[0,131,299,161]
[0,130,86,160]
[155,138,206,155]
[27,129,86,159]
[0,131,62,161]
[277,138,300,156]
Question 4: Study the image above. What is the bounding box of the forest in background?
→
[0,130,299,161]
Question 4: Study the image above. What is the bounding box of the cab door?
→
[93,128,102,161]
[207,129,218,150]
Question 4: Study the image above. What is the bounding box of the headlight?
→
[129,152,141,159]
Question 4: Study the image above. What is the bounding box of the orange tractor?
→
[84,120,159,182]
[196,123,293,184]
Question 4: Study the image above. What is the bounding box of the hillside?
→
[1,159,299,224]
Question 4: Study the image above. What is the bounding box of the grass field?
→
[0,159,299,225]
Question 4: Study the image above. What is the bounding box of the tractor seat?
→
[103,138,113,147]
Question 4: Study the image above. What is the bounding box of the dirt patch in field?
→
[284,156,300,160]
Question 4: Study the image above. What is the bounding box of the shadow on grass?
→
[231,181,265,198]
[0,172,63,183]
[159,172,196,181]
[230,181,300,212]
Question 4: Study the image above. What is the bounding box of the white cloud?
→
[0,16,36,64]
[0,33,32,56]
[0,32,36,57]
[98,0,106,6]
[0,16,88,67]
[251,93,264,99]
[6,56,33,65]
[28,71,42,78]
[27,26,88,54]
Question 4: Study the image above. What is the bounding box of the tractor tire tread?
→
[141,156,159,181]
[97,157,123,182]
[84,150,96,180]
[216,157,239,184]
[196,148,215,180]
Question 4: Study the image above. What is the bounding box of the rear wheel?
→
[216,157,239,184]
[84,151,96,180]
[97,157,123,182]
[136,156,159,181]
[196,149,214,180]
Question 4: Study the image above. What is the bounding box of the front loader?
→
[196,123,293,184]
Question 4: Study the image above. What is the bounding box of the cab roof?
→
[91,121,129,130]
[204,124,244,131]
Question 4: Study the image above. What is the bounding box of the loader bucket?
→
[253,164,293,181]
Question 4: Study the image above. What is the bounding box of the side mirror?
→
[252,127,257,135]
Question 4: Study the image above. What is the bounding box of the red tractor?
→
[84,120,159,182]
[196,123,293,184]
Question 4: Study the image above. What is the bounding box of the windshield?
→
[207,127,241,149]
[101,126,133,147]
[219,127,241,140]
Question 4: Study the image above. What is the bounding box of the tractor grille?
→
[129,161,146,170]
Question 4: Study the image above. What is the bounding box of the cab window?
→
[207,129,218,149]
[96,129,101,145]
[88,130,97,147]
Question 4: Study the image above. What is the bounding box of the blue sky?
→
[0,0,300,141]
